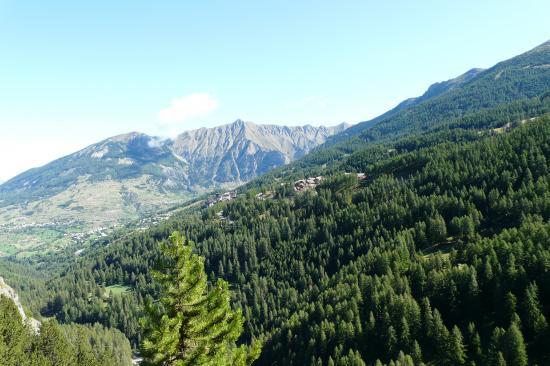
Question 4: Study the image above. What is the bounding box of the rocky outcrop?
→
[0,277,41,333]
[172,120,349,184]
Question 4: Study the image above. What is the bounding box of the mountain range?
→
[1,38,550,366]
[23,39,550,366]
[1,40,549,257]
[0,121,347,255]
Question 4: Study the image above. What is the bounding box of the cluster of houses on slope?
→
[65,225,112,242]
[294,173,366,192]
[134,211,174,231]
[206,191,237,207]
[2,218,79,232]
[294,176,324,191]
[205,172,367,206]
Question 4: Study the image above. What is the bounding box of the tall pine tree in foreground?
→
[141,232,261,366]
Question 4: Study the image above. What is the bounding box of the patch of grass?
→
[105,284,132,296]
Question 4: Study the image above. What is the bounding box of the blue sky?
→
[0,0,549,181]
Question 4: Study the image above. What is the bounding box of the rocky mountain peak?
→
[109,131,146,143]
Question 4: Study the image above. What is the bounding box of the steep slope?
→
[0,132,187,255]
[324,39,550,148]
[172,120,348,184]
[392,67,485,111]
[0,121,346,255]
[0,276,40,332]
[0,131,184,206]
[6,40,550,365]
[37,114,550,363]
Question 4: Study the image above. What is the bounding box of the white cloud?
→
[157,93,218,125]
[147,136,170,148]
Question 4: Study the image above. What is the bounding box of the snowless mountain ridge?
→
[0,120,348,254]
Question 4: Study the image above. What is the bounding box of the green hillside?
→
[13,112,546,365]
[290,40,550,171]
[1,41,549,365]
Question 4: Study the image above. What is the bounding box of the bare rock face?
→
[0,277,41,333]
[172,120,349,184]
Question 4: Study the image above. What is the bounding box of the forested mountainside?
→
[0,283,133,365]
[248,92,550,191]
[8,112,546,365]
[237,40,550,194]
[0,41,548,366]
[0,120,345,256]
[313,40,550,156]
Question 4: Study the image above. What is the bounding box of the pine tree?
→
[496,352,506,366]
[411,340,422,364]
[466,322,481,362]
[140,232,262,366]
[74,329,101,366]
[461,215,476,239]
[521,282,548,337]
[428,214,447,243]
[503,292,517,325]
[447,325,466,365]
[387,325,398,356]
[486,327,505,366]
[431,309,450,359]
[502,323,527,366]
[0,296,31,366]
[34,320,75,366]
[399,317,411,350]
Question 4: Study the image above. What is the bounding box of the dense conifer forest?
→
[1,110,546,365]
[0,295,133,365]
[0,41,549,365]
